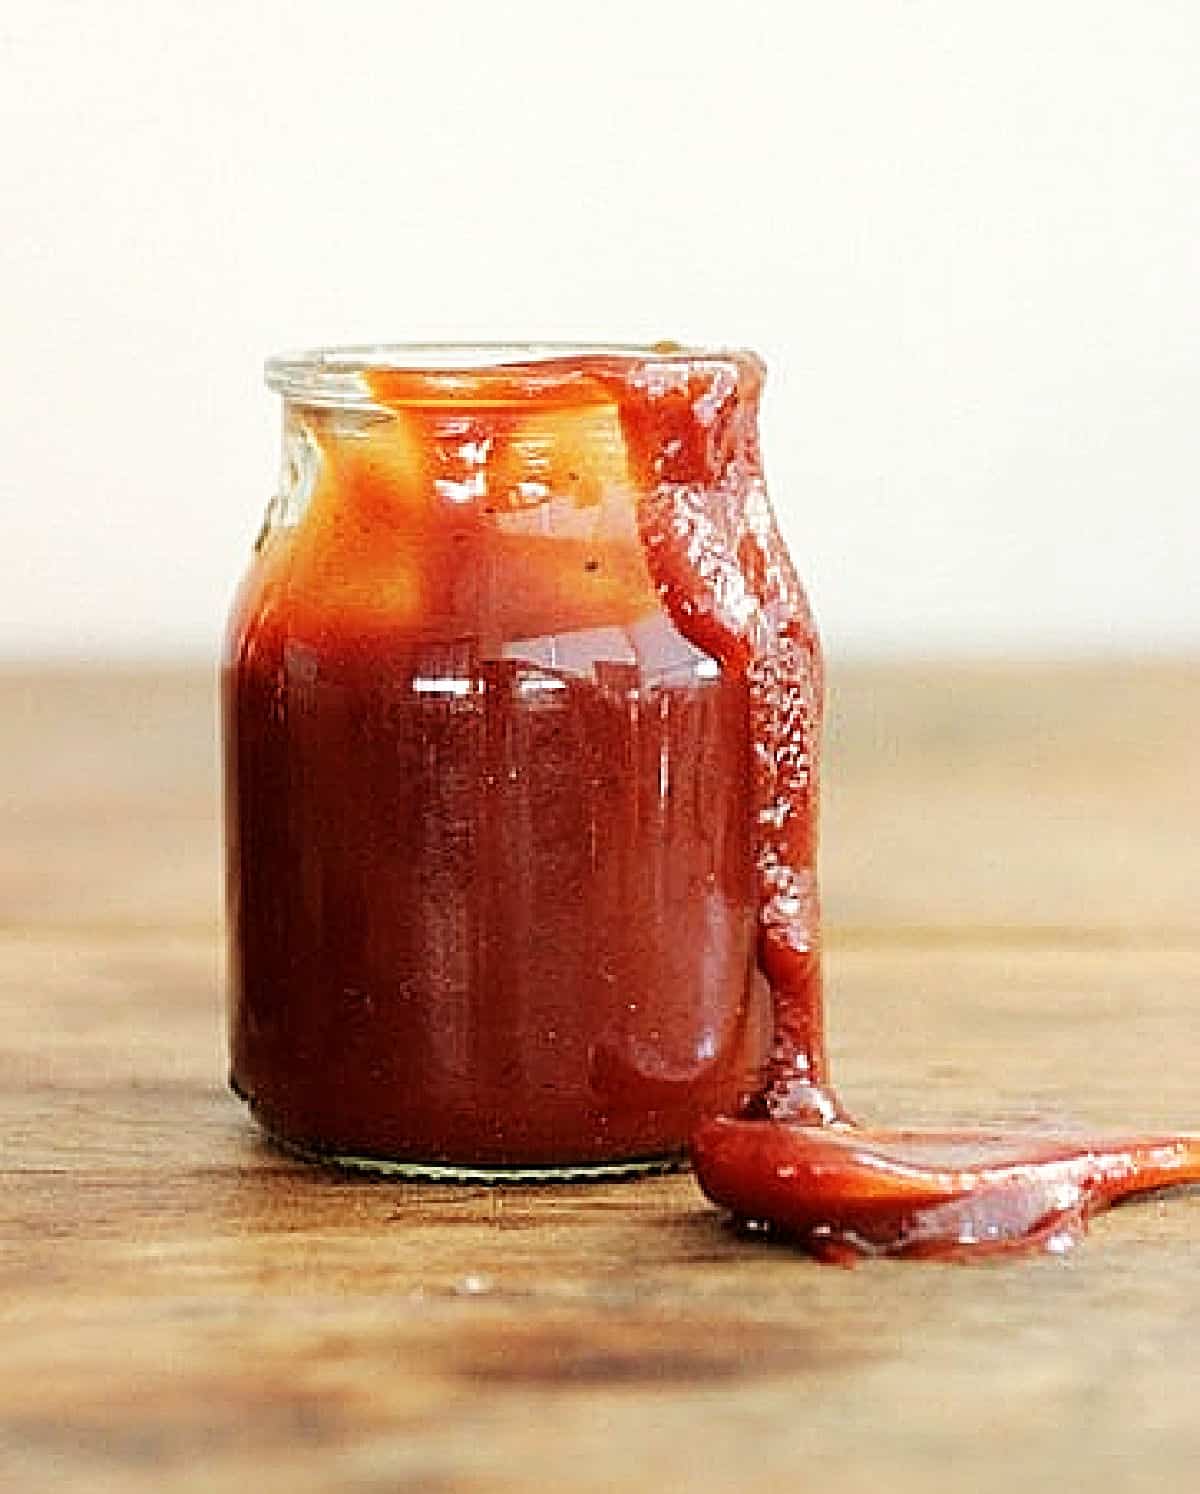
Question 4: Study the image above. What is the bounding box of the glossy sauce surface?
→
[691,1121,1200,1261]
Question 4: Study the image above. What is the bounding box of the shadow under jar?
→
[223,343,823,1180]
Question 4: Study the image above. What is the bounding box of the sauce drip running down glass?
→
[226,345,1200,1254]
[600,349,1200,1260]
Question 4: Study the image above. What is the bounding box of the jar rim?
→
[265,342,761,409]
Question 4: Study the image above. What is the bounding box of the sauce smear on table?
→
[605,350,1200,1261]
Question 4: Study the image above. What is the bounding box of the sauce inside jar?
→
[224,351,775,1174]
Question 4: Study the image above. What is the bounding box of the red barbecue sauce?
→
[226,359,769,1171]
[227,350,1200,1255]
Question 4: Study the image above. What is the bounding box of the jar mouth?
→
[266,342,760,410]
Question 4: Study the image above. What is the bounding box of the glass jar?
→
[223,344,826,1179]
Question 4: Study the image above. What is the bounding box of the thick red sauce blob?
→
[691,1123,1200,1261]
[228,349,1200,1253]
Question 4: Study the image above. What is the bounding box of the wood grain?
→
[2,662,1198,1493]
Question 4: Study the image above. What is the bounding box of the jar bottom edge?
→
[231,1074,689,1184]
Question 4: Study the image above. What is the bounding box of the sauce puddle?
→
[691,1122,1200,1262]
[607,349,1200,1261]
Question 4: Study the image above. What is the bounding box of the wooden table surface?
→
[2,661,1198,1492]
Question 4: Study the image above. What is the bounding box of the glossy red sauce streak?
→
[601,354,834,1124]
[690,1122,1200,1262]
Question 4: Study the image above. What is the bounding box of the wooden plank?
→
[824,660,1200,939]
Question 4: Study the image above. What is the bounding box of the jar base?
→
[233,1076,688,1184]
[275,1139,686,1184]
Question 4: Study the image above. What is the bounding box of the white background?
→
[2,0,1196,660]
